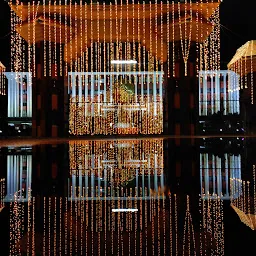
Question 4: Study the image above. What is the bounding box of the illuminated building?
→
[4,72,33,135]
[198,70,243,135]
[199,70,240,116]
[8,0,221,136]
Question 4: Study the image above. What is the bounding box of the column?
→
[19,155,23,197]
[212,155,216,195]
[217,157,221,197]
[159,73,163,102]
[7,156,10,197]
[141,75,144,103]
[71,74,76,99]
[91,74,94,117]
[153,73,157,115]
[147,74,150,103]
[227,71,230,114]
[85,74,88,117]
[225,153,229,197]
[27,73,32,117]
[7,73,10,117]
[16,74,20,117]
[214,72,217,113]
[85,168,88,196]
[135,75,138,103]
[72,174,76,198]
[205,154,209,197]
[78,74,82,104]
[216,72,221,112]
[142,168,145,198]
[160,170,164,191]
[110,74,113,103]
[20,75,23,117]
[14,156,17,197]
[210,73,214,115]
[223,72,227,115]
[200,153,203,196]
[136,168,139,197]
[98,73,101,111]
[104,168,107,196]
[79,168,82,198]
[103,74,107,103]
[203,73,207,115]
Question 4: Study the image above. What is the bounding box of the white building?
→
[199,70,240,116]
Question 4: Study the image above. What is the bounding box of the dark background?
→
[0,0,255,70]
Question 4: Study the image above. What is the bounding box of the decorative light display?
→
[228,40,256,104]
[8,188,225,254]
[68,71,163,135]
[178,0,193,76]
[9,0,220,87]
[0,178,5,211]
[230,165,256,230]
[0,62,6,96]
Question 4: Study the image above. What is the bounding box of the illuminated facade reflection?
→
[68,139,165,200]
[5,150,32,202]
[200,153,242,200]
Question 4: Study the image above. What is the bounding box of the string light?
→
[178,0,193,76]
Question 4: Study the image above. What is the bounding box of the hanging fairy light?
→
[59,0,62,76]
[54,0,57,77]
[43,0,46,77]
[48,0,52,76]
[65,0,68,76]
[178,0,193,76]
[251,41,254,104]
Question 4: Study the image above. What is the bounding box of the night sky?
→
[0,0,255,70]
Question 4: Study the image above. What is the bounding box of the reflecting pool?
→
[0,137,256,255]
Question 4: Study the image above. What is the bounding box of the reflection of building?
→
[69,72,163,135]
[200,153,241,200]
[68,140,164,200]
[4,148,32,202]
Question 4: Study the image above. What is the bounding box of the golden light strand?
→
[251,41,254,104]
[175,194,178,256]
[49,0,52,76]
[54,0,57,77]
[59,0,62,76]
[178,0,193,76]
[65,0,68,76]
[172,1,175,77]
[43,0,46,76]
[167,0,170,77]
[69,1,73,73]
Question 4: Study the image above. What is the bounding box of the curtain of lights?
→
[230,165,256,230]
[10,0,221,134]
[9,195,224,255]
